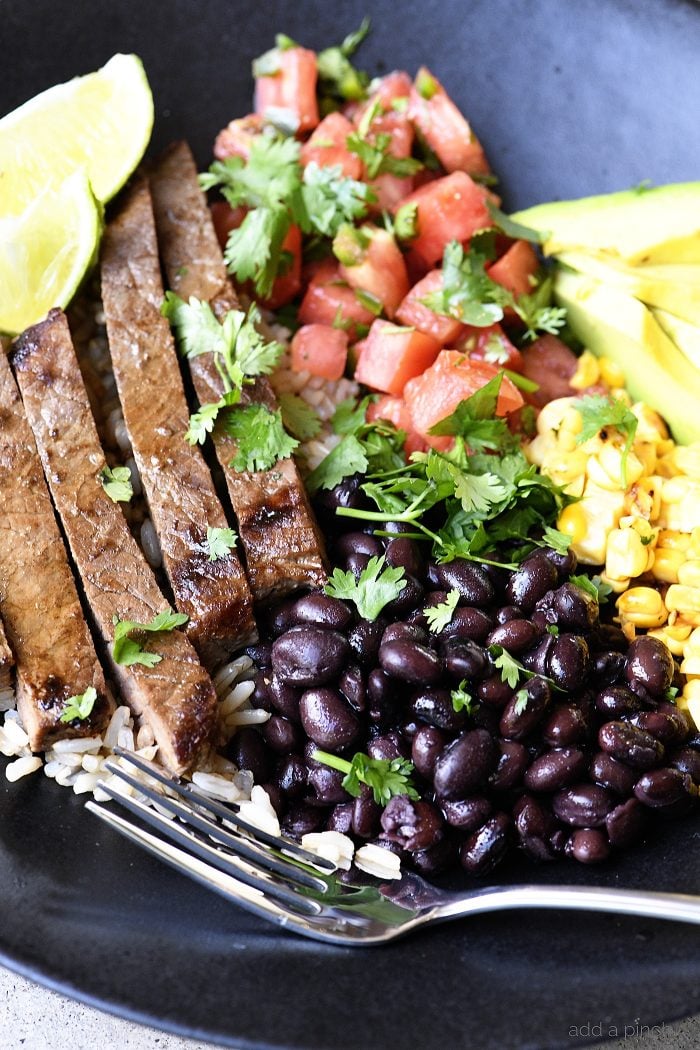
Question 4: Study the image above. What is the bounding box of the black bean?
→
[385,537,424,578]
[591,623,629,653]
[251,670,274,711]
[274,754,308,799]
[282,803,325,838]
[400,717,421,741]
[316,474,367,516]
[367,731,406,762]
[541,546,578,578]
[524,747,588,792]
[514,795,558,861]
[245,642,272,667]
[262,714,304,754]
[269,674,302,721]
[347,618,386,668]
[489,740,529,792]
[367,668,402,725]
[605,798,647,848]
[433,729,498,798]
[590,650,627,685]
[327,802,354,834]
[598,720,665,770]
[381,796,444,852]
[460,813,512,875]
[382,622,429,646]
[335,531,384,560]
[412,726,447,779]
[536,582,599,631]
[634,767,698,809]
[487,619,540,654]
[381,520,416,537]
[441,795,493,832]
[307,763,349,805]
[495,605,523,624]
[338,664,366,713]
[505,552,558,611]
[443,639,489,681]
[299,688,361,750]
[478,673,514,708]
[542,703,589,747]
[625,635,674,696]
[259,782,286,818]
[670,746,700,784]
[436,561,495,608]
[352,788,381,839]
[499,677,552,740]
[629,710,689,747]
[226,728,272,784]
[426,561,441,587]
[346,552,371,578]
[379,639,443,685]
[385,573,425,618]
[411,834,459,876]
[568,828,611,864]
[411,687,468,731]
[272,626,349,686]
[290,592,353,631]
[441,606,493,642]
[547,633,590,691]
[589,751,637,796]
[595,685,642,719]
[552,784,614,827]
[267,598,299,637]
[521,634,555,677]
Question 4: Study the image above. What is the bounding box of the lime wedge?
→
[0,53,153,213]
[0,173,101,335]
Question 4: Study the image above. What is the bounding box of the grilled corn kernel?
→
[598,357,625,388]
[559,486,624,564]
[605,528,651,581]
[526,431,558,467]
[657,530,692,552]
[681,656,700,676]
[610,388,632,407]
[665,584,700,616]
[633,442,657,476]
[678,560,700,589]
[648,623,692,656]
[558,503,587,546]
[598,571,630,594]
[536,397,577,438]
[669,443,700,480]
[624,477,662,522]
[570,350,601,390]
[688,528,700,560]
[660,478,700,532]
[631,402,669,444]
[617,586,668,628]
[651,546,686,584]
[686,696,700,731]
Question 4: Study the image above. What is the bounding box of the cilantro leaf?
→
[346,131,423,179]
[185,399,229,446]
[454,472,510,515]
[450,680,476,715]
[206,526,238,562]
[112,609,189,667]
[489,645,522,689]
[302,162,374,236]
[574,394,639,486]
[312,748,419,806]
[306,434,369,493]
[202,136,302,209]
[59,686,98,723]
[512,275,567,341]
[513,688,529,715]
[569,573,613,605]
[223,404,298,473]
[324,555,406,620]
[331,393,377,435]
[424,588,460,634]
[279,392,322,441]
[421,240,508,327]
[541,526,572,556]
[224,204,291,298]
[99,465,133,504]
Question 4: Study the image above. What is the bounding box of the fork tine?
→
[94,778,324,915]
[112,747,336,872]
[102,757,329,893]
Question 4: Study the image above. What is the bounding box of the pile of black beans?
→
[231,526,700,877]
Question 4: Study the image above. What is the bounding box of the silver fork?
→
[85,749,700,946]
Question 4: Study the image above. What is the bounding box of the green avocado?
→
[652,307,700,372]
[554,269,700,445]
[512,183,700,265]
[557,251,700,326]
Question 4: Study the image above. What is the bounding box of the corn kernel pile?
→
[525,351,700,730]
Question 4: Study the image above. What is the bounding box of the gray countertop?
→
[1,966,698,1050]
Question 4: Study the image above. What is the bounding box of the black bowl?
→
[2,2,700,1049]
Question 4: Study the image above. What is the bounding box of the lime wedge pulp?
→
[0,173,101,335]
[0,53,154,213]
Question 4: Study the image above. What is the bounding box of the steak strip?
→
[0,350,112,749]
[11,311,217,774]
[100,179,257,667]
[0,613,15,695]
[150,141,328,602]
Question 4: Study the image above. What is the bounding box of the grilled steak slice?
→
[0,350,112,749]
[100,179,257,667]
[0,616,13,696]
[12,311,218,774]
[150,141,328,602]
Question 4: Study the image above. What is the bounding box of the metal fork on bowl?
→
[86,749,700,946]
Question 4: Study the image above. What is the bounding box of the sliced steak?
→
[11,311,218,774]
[0,350,112,749]
[150,141,328,602]
[0,613,15,696]
[100,179,257,667]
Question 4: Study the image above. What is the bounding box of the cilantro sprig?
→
[206,526,238,562]
[569,573,613,605]
[279,392,322,440]
[306,396,405,495]
[450,680,476,715]
[324,555,406,621]
[59,686,98,724]
[574,394,639,486]
[312,749,419,806]
[489,644,561,693]
[223,404,298,473]
[424,588,460,633]
[112,610,189,668]
[99,465,133,504]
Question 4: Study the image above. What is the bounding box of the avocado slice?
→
[554,269,700,445]
[557,251,700,326]
[652,307,700,372]
[512,183,700,266]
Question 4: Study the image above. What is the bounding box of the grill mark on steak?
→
[0,350,113,749]
[100,179,257,666]
[149,141,328,603]
[11,311,218,774]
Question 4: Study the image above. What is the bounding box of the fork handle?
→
[432,884,700,926]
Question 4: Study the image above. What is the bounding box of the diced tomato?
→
[393,172,491,266]
[396,270,465,345]
[254,46,319,134]
[214,114,265,162]
[210,201,247,250]
[487,240,540,299]
[354,320,441,396]
[408,67,490,176]
[520,335,579,408]
[297,261,375,341]
[451,323,524,373]
[358,110,416,213]
[300,112,363,179]
[334,225,410,319]
[369,173,414,212]
[366,395,428,455]
[404,351,524,443]
[367,70,413,111]
[262,223,302,309]
[290,324,348,381]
